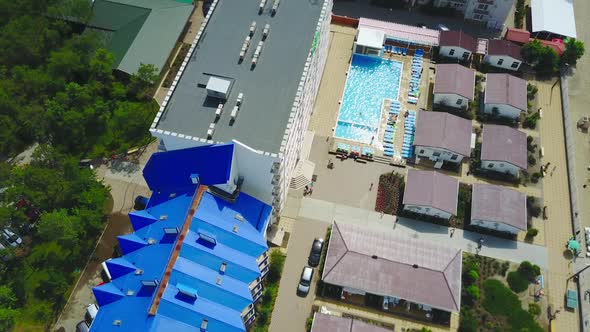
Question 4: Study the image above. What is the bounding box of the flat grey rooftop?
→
[155,0,324,153]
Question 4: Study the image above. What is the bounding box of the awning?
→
[531,0,577,38]
[357,27,385,49]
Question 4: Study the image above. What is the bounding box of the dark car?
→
[308,238,324,267]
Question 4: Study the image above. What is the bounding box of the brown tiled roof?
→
[434,64,476,100]
[413,111,472,157]
[311,313,393,332]
[471,184,527,231]
[484,74,527,111]
[481,125,527,170]
[322,222,462,312]
[403,170,459,215]
[439,31,477,53]
[487,39,523,61]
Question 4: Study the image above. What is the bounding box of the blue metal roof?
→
[91,144,270,332]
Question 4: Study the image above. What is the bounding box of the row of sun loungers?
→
[408,49,424,100]
[401,111,416,159]
[383,100,401,157]
[383,45,408,56]
[336,143,374,159]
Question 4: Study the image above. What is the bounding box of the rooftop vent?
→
[177,283,198,300]
[147,238,157,245]
[371,255,378,259]
[412,264,419,269]
[126,290,135,296]
[141,280,159,287]
[232,225,239,233]
[271,0,280,16]
[220,262,227,273]
[159,215,168,220]
[235,213,245,222]
[163,227,180,235]
[198,231,217,246]
[215,103,224,122]
[113,320,122,326]
[216,276,223,285]
[236,92,244,106]
[258,0,266,14]
[262,24,270,40]
[249,21,257,37]
[230,106,239,124]
[135,269,144,275]
[207,123,215,140]
[168,193,176,198]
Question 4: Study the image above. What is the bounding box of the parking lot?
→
[269,217,329,332]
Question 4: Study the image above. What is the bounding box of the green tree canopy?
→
[562,38,585,66]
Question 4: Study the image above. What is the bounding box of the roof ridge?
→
[441,249,462,311]
[322,223,349,280]
[347,250,443,274]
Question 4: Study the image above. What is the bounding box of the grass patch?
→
[482,279,543,332]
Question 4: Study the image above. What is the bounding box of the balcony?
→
[473,8,489,15]
[477,0,494,4]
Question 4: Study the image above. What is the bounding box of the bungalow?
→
[483,73,527,119]
[433,64,476,109]
[311,313,391,332]
[403,170,459,220]
[471,184,527,235]
[322,222,462,315]
[483,39,523,71]
[438,31,477,62]
[480,125,527,177]
[414,112,473,166]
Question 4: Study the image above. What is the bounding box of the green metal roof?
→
[87,0,193,74]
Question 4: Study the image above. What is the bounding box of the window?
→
[456,99,463,105]
[474,14,484,20]
[497,58,504,66]
[478,3,488,9]
[488,163,494,168]
[449,49,455,56]
[425,208,430,212]
[511,61,519,68]
[433,152,441,157]
[462,52,470,59]
[450,154,458,160]
[419,149,425,154]
[499,163,505,167]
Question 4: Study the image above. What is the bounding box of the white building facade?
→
[403,204,453,220]
[439,46,472,61]
[415,146,465,164]
[483,102,523,119]
[433,0,514,29]
[470,219,522,234]
[483,54,522,71]
[150,0,333,222]
[433,92,470,109]
[480,160,521,176]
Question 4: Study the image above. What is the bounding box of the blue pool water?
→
[335,54,402,144]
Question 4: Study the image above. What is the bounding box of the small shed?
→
[355,27,385,56]
[206,76,232,100]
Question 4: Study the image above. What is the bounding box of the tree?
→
[528,303,541,316]
[562,38,585,66]
[465,285,480,302]
[129,63,159,100]
[522,40,560,75]
[37,209,80,245]
[518,261,541,280]
[0,285,18,331]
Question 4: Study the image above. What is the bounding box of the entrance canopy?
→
[359,17,439,46]
[531,0,577,38]
[356,27,385,49]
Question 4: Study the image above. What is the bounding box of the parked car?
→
[307,238,324,267]
[436,24,450,31]
[297,266,314,296]
[85,303,98,326]
[1,228,22,247]
[78,159,94,170]
[76,321,89,332]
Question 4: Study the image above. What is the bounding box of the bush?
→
[514,0,525,28]
[531,172,542,183]
[507,271,529,293]
[528,155,536,166]
[459,309,478,332]
[483,279,543,332]
[526,228,539,238]
[527,84,538,100]
[463,269,479,285]
[267,251,286,283]
[465,285,480,302]
[528,303,541,316]
[518,261,541,280]
[523,112,541,129]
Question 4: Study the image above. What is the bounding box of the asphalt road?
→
[269,218,329,332]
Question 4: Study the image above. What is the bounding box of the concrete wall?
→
[483,55,522,71]
[434,93,469,109]
[471,218,522,234]
[483,102,523,119]
[415,146,466,163]
[439,46,471,61]
[404,204,453,219]
[481,159,521,177]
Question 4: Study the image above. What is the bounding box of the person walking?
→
[450,228,455,238]
[369,182,374,191]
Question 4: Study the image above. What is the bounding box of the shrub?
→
[518,261,541,280]
[527,84,538,100]
[523,112,541,129]
[267,251,286,283]
[465,285,480,302]
[459,309,478,332]
[531,172,542,183]
[507,271,529,293]
[463,269,479,285]
[528,155,536,166]
[483,279,543,332]
[526,228,539,238]
[306,317,314,332]
[528,303,541,316]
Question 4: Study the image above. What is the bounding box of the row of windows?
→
[417,149,459,160]
[495,58,520,68]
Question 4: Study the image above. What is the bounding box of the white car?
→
[1,228,22,247]
[297,266,314,296]
[437,24,450,31]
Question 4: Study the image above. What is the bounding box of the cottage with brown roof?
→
[311,313,392,332]
[484,74,527,119]
[471,184,527,235]
[484,39,523,71]
[438,31,477,62]
[403,170,459,220]
[322,222,462,314]
[433,64,476,110]
[413,111,473,165]
[481,125,527,177]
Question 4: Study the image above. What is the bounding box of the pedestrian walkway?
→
[535,78,579,332]
[299,197,548,268]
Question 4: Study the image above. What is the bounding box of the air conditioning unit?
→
[249,21,257,36]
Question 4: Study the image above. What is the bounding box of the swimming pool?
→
[335,54,403,144]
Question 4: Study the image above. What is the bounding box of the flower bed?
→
[375,172,404,215]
